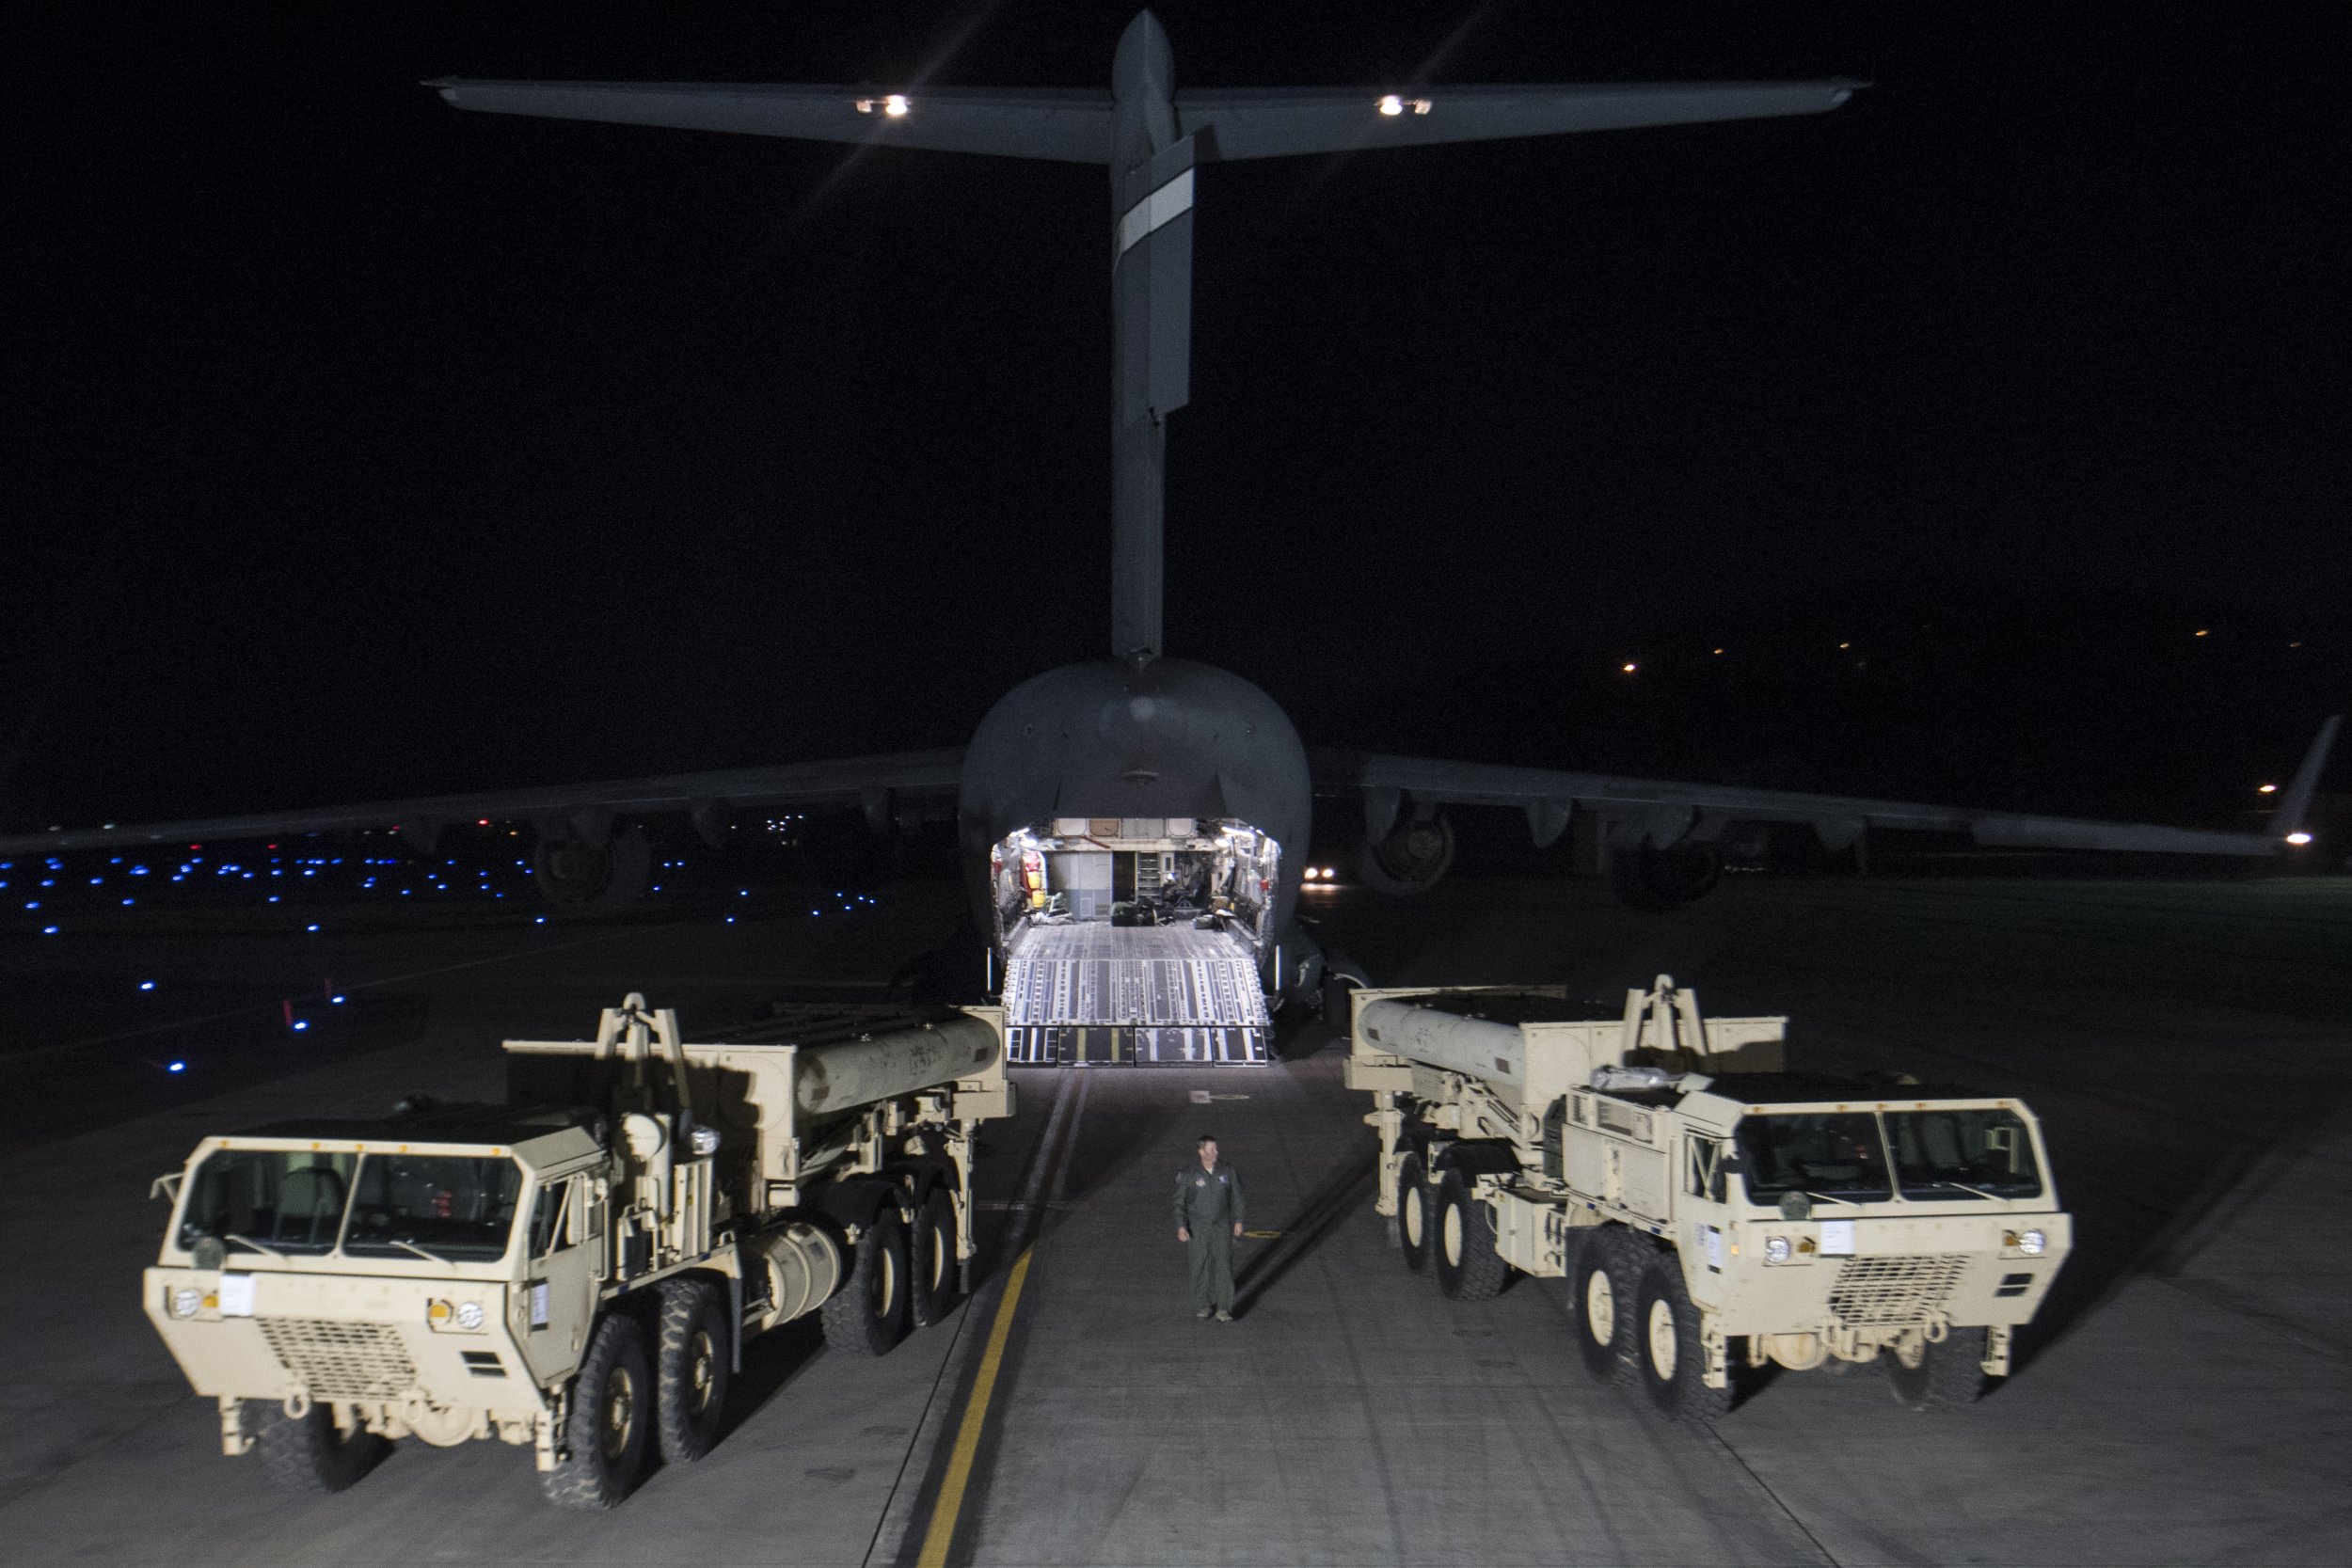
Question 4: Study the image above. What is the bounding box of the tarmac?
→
[3,871,2346,1565]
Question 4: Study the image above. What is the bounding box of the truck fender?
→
[815,1177,909,1235]
[1431,1140,1518,1179]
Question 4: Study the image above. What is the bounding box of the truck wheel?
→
[821,1209,911,1356]
[1571,1229,1640,1384]
[911,1187,961,1329]
[1633,1259,1731,1421]
[251,1401,386,1495]
[1433,1169,1509,1302]
[1886,1325,1987,1411]
[654,1278,730,1464]
[542,1313,652,1509]
[1396,1153,1433,1275]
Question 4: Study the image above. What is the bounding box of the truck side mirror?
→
[150,1171,183,1205]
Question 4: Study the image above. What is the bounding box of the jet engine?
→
[532,827,653,912]
[1607,839,1722,911]
[1357,813,1454,895]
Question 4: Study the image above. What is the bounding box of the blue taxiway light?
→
[726,916,736,924]
[42,926,58,935]
[533,916,546,925]
[293,1021,309,1032]
[331,995,345,1004]
[24,901,38,911]
[306,924,320,932]
[140,981,155,990]
[167,1061,186,1073]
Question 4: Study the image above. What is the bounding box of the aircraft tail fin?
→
[2272,714,2342,841]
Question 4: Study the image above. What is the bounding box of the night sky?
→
[10,3,2346,832]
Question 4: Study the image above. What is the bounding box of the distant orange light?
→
[1712,648,1724,656]
[1621,662,1638,673]
[2194,628,2209,638]
[2258,784,2279,795]
[1838,641,1851,650]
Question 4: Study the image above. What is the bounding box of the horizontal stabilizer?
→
[1174,80,1865,160]
[428,80,1117,163]
[429,78,1862,168]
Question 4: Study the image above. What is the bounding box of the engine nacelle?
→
[1607,840,1722,911]
[532,827,653,912]
[1357,813,1454,895]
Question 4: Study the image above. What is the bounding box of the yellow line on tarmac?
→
[915,1245,1036,1568]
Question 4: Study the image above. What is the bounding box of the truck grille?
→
[1825,1255,1967,1326]
[258,1318,419,1400]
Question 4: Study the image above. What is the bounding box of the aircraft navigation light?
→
[2287,832,2314,846]
[2259,784,2279,794]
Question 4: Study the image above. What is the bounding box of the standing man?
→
[1174,1134,1246,1322]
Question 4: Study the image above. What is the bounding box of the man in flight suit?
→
[1174,1134,1246,1321]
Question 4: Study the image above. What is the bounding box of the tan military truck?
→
[1347,976,2070,1419]
[143,994,1014,1506]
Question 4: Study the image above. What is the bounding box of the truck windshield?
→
[1884,1108,2044,1201]
[342,1154,525,1262]
[180,1148,358,1256]
[1734,1112,1893,1203]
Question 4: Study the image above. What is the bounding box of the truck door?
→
[513,1173,599,1384]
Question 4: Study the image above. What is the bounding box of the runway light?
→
[2258,784,2279,794]
[2286,832,2313,846]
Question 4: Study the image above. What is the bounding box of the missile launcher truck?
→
[143,994,1013,1507]
[1347,977,2070,1419]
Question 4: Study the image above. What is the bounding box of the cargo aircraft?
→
[7,14,2334,1064]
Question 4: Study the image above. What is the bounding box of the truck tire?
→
[654,1278,730,1464]
[1571,1229,1641,1384]
[1886,1324,1986,1412]
[1633,1258,1732,1422]
[911,1187,961,1329]
[251,1401,386,1495]
[821,1209,911,1356]
[542,1313,652,1509]
[1433,1169,1509,1302]
[1395,1153,1434,1275]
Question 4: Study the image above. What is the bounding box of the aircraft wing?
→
[1309,714,2340,859]
[0,749,965,855]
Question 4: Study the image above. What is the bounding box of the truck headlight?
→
[2016,1228,2047,1257]
[1763,1236,1791,1264]
[454,1300,485,1331]
[170,1286,202,1319]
